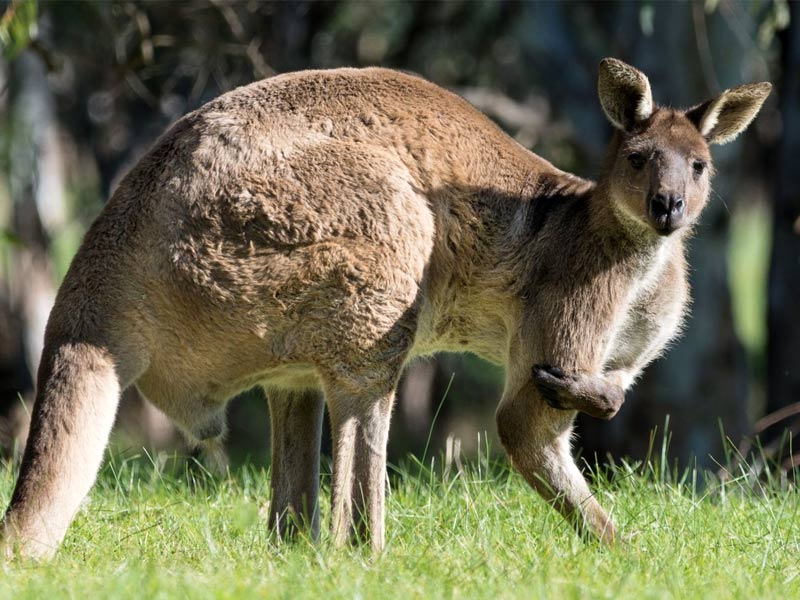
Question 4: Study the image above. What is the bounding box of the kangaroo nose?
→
[649,192,686,234]
[651,192,685,218]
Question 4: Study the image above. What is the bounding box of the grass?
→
[0,448,798,600]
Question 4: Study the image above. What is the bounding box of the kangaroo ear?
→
[598,58,654,131]
[685,82,772,145]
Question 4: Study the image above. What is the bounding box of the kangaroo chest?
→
[599,247,686,384]
[603,296,663,370]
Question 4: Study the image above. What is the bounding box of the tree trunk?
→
[766,4,800,423]
[0,50,63,454]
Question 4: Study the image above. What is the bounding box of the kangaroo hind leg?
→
[267,388,325,539]
[326,382,395,552]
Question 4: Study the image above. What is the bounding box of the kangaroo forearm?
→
[533,288,624,374]
[532,364,625,420]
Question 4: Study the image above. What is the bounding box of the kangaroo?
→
[1,59,770,559]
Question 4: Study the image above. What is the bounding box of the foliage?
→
[0,0,37,60]
[729,204,771,365]
[0,452,798,599]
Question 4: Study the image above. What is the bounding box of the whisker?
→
[710,187,731,216]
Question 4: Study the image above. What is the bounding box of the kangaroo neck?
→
[586,182,674,271]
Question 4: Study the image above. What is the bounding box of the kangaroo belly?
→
[136,356,321,441]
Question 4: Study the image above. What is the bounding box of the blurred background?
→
[0,0,797,473]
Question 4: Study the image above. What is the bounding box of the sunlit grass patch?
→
[0,449,798,599]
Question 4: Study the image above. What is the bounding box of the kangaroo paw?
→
[532,364,625,420]
[532,364,575,411]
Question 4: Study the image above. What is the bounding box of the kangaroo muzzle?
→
[648,192,685,235]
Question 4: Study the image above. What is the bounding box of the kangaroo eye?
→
[628,152,646,170]
[692,160,707,177]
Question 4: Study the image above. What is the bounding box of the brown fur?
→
[1,60,770,558]
[532,364,625,419]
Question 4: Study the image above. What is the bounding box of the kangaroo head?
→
[597,57,771,236]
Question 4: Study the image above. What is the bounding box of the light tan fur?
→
[1,60,770,558]
[686,82,773,144]
[598,58,654,129]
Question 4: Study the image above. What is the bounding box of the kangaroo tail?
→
[2,341,123,559]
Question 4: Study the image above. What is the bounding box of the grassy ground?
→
[0,450,798,600]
